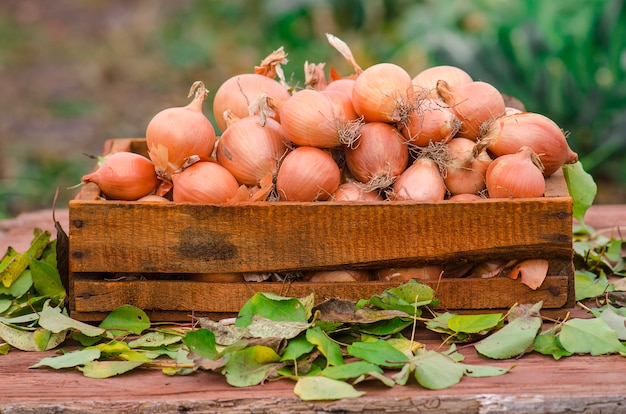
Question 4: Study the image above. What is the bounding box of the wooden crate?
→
[68,139,574,321]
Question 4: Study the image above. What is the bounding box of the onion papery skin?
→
[344,122,409,190]
[400,98,460,146]
[280,89,357,148]
[171,161,240,204]
[436,80,506,141]
[448,193,483,201]
[212,73,291,133]
[324,78,355,97]
[146,82,216,182]
[332,182,384,201]
[486,146,545,199]
[390,157,446,202]
[412,65,473,99]
[444,137,492,195]
[275,146,340,201]
[376,265,444,282]
[215,116,289,186]
[481,112,579,177]
[82,152,159,201]
[352,63,415,123]
[304,269,371,282]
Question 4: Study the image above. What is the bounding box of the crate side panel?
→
[69,199,572,273]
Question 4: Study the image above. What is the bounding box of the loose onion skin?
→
[215,116,289,186]
[444,138,492,195]
[303,269,371,282]
[376,265,443,282]
[481,112,579,177]
[280,89,358,148]
[412,65,473,99]
[171,161,240,204]
[390,157,446,202]
[212,73,291,133]
[486,146,545,198]
[352,63,415,123]
[146,81,217,182]
[436,80,506,141]
[82,152,159,201]
[275,146,341,201]
[344,122,409,190]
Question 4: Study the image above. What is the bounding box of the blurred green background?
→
[1,0,625,218]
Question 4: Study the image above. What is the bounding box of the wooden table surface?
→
[1,205,625,413]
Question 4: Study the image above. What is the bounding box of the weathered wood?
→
[1,337,625,414]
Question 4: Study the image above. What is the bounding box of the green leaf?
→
[361,280,436,316]
[533,332,573,360]
[321,360,383,380]
[412,350,465,390]
[127,331,183,348]
[183,328,218,360]
[294,376,365,400]
[236,292,308,328]
[563,161,597,224]
[0,343,10,355]
[31,348,102,369]
[447,313,503,334]
[0,322,66,352]
[99,305,150,336]
[558,318,626,355]
[29,259,66,301]
[599,307,626,340]
[306,326,343,367]
[462,363,513,378]
[281,334,315,362]
[222,345,282,387]
[474,314,542,359]
[4,269,33,298]
[346,339,409,368]
[33,328,52,351]
[38,301,106,337]
[0,229,50,288]
[359,317,413,336]
[78,360,145,378]
[575,270,610,301]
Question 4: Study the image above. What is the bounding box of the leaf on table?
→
[222,345,282,387]
[183,328,219,360]
[575,270,610,301]
[247,315,311,340]
[598,307,626,340]
[0,343,10,355]
[4,269,33,298]
[474,311,542,359]
[294,376,365,400]
[197,318,248,346]
[280,333,315,362]
[99,304,150,336]
[447,313,504,335]
[30,348,101,369]
[314,297,411,324]
[236,292,309,328]
[558,317,626,355]
[321,360,383,381]
[563,161,597,224]
[411,349,465,390]
[78,360,145,378]
[0,229,50,288]
[462,363,513,378]
[508,259,549,290]
[533,330,573,360]
[0,322,66,352]
[127,331,183,348]
[29,259,66,301]
[359,280,437,316]
[358,317,414,336]
[306,326,344,367]
[346,339,409,368]
[38,301,105,337]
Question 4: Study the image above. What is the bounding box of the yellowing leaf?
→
[294,376,365,400]
[78,360,144,378]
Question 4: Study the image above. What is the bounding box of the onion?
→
[344,122,409,190]
[376,265,443,282]
[443,138,492,195]
[481,112,579,176]
[400,98,460,147]
[81,152,159,201]
[352,63,415,123]
[212,73,291,133]
[303,269,371,282]
[146,81,217,182]
[215,115,289,186]
[448,193,482,201]
[436,80,506,141]
[275,146,340,201]
[412,65,473,99]
[324,78,355,97]
[486,146,545,198]
[280,89,359,148]
[389,157,446,202]
[171,161,240,203]
[332,182,384,202]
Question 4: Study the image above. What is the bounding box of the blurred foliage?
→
[1,0,624,218]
